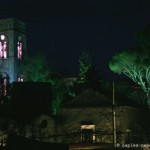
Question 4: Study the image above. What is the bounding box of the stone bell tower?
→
[0,18,27,83]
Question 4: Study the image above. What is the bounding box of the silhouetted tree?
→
[84,66,102,90]
[70,50,91,95]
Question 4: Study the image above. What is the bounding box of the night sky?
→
[1,0,150,79]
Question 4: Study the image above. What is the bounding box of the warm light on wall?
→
[81,124,95,142]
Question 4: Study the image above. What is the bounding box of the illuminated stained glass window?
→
[0,35,7,59]
[17,36,22,59]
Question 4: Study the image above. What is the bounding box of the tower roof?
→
[0,18,26,33]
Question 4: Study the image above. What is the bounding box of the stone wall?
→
[2,106,147,145]
[54,106,149,144]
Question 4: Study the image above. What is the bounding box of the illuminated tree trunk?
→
[52,95,63,115]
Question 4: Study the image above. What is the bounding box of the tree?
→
[21,54,69,115]
[78,50,91,83]
[21,54,51,82]
[109,49,150,108]
[50,76,67,115]
[84,66,101,90]
[71,50,102,96]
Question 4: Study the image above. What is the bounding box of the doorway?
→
[81,124,95,143]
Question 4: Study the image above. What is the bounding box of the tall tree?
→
[78,50,91,83]
[109,49,150,108]
[84,66,101,90]
[21,54,51,82]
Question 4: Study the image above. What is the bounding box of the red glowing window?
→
[0,35,7,59]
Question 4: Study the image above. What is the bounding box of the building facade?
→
[0,18,27,83]
[20,106,150,144]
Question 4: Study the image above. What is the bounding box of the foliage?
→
[109,49,150,108]
[78,50,91,83]
[85,66,101,90]
[70,50,102,97]
[69,50,92,96]
[69,50,101,97]
[21,54,51,82]
[128,88,147,106]
[50,76,67,115]
[21,54,69,115]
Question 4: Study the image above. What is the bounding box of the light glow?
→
[81,124,96,142]
[0,35,7,59]
[18,77,23,82]
[0,35,5,40]
[17,42,22,59]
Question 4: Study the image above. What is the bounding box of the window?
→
[0,76,10,98]
[0,35,7,59]
[18,77,23,82]
[18,74,24,82]
[17,36,22,59]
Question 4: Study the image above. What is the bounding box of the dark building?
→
[0,18,27,83]
[10,82,52,123]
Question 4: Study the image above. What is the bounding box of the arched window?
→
[0,72,10,97]
[0,35,7,59]
[17,36,23,59]
[17,74,24,82]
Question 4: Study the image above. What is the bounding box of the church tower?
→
[0,18,27,83]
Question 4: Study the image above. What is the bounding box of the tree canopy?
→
[109,26,150,109]
[109,48,150,108]
[21,54,51,82]
[50,77,67,115]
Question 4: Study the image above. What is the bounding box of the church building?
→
[0,18,27,83]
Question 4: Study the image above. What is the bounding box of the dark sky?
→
[1,0,150,79]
